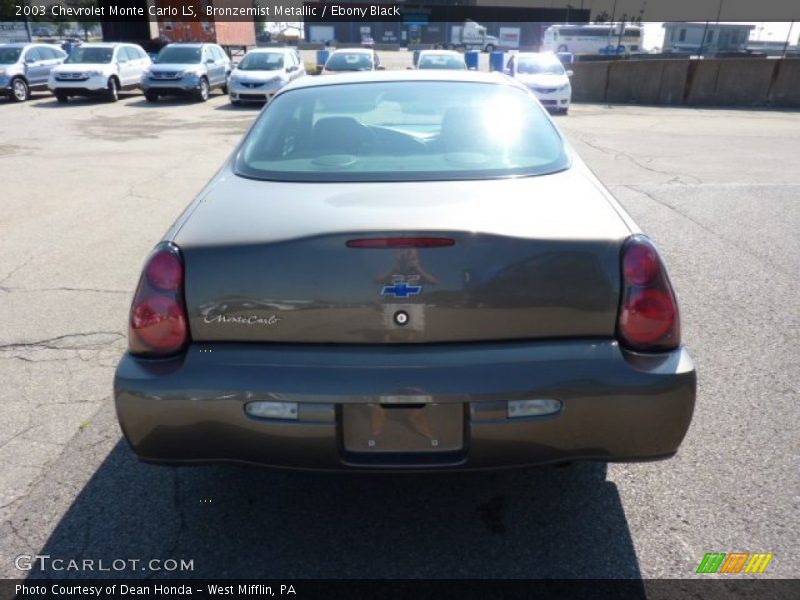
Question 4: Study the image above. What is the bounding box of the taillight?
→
[129,242,188,356]
[617,235,680,352]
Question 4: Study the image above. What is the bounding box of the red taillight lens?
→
[145,251,183,291]
[129,243,189,356]
[618,235,680,352]
[622,242,659,285]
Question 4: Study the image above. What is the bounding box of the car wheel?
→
[221,84,228,94]
[144,91,158,103]
[10,77,29,102]
[196,77,209,102]
[55,91,69,103]
[106,77,119,102]
[558,44,568,52]
[485,44,495,53]
[445,43,455,50]
[230,98,240,106]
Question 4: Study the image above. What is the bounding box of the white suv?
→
[49,43,151,103]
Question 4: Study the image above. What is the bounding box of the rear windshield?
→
[235,81,568,183]
[325,53,373,71]
[238,52,284,71]
[0,47,22,64]
[418,55,467,70]
[67,47,113,64]
[157,46,201,64]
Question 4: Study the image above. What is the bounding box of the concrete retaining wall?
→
[571,57,800,108]
[769,59,800,107]
[570,61,609,103]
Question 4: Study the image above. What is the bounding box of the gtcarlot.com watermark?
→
[15,554,194,573]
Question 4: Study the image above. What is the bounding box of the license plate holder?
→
[342,403,463,453]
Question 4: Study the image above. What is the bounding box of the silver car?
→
[142,43,231,102]
[0,43,67,102]
[228,48,305,105]
[115,71,695,471]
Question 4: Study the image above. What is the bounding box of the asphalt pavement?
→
[0,91,797,581]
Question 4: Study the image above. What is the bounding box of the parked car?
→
[48,43,151,103]
[142,43,231,103]
[321,48,383,74]
[506,52,573,114]
[227,47,304,105]
[416,50,467,70]
[0,43,67,102]
[114,71,696,471]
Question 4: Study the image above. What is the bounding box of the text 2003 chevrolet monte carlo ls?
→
[114,71,696,470]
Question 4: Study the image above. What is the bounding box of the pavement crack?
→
[6,518,34,550]
[1,286,129,295]
[0,332,125,352]
[578,135,702,184]
[0,258,32,293]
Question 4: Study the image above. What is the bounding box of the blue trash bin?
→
[464,50,479,70]
[412,49,420,68]
[489,51,505,72]
[316,49,330,69]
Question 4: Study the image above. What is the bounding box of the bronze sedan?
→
[114,71,695,470]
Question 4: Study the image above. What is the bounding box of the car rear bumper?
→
[114,340,696,471]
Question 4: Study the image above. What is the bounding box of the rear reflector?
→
[347,237,455,249]
[508,399,562,418]
[245,401,299,420]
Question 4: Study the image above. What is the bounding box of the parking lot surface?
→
[0,91,798,579]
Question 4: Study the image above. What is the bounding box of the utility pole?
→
[781,20,795,58]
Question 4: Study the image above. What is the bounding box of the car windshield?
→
[236,81,568,182]
[516,58,565,75]
[325,53,373,71]
[66,47,113,64]
[0,47,22,64]
[238,52,284,71]
[418,55,467,70]
[156,46,201,64]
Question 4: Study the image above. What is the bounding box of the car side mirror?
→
[406,66,415,70]
[566,69,574,77]
[287,65,297,72]
[377,65,386,71]
[25,57,36,64]
[206,58,214,64]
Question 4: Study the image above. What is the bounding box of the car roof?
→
[1,43,32,48]
[330,47,374,54]
[419,50,461,56]
[282,69,520,92]
[247,47,292,53]
[516,52,560,60]
[164,43,206,48]
[72,43,120,48]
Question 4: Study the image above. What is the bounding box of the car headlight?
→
[85,70,104,77]
[558,83,571,92]
[181,69,201,78]
[0,68,6,76]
